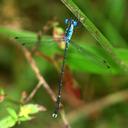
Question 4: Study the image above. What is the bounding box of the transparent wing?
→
[14,36,63,47]
[67,41,111,73]
[14,35,111,73]
[14,36,65,56]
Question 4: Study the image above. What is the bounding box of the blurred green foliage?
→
[0,0,128,128]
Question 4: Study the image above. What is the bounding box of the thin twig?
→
[67,89,128,124]
[25,81,42,103]
[60,109,71,128]
[22,47,71,128]
[23,47,56,102]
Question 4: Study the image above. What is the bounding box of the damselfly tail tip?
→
[52,112,58,118]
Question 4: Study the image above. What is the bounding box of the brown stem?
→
[67,89,128,123]
[22,47,71,128]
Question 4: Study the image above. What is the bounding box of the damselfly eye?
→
[64,19,69,24]
[73,21,78,27]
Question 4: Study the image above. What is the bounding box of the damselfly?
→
[14,18,111,118]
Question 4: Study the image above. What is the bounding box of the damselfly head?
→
[64,18,78,27]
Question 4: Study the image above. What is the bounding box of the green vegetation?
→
[0,0,128,128]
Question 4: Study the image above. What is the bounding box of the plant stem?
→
[67,89,128,124]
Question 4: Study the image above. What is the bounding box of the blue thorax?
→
[64,19,77,44]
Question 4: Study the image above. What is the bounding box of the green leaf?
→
[18,104,46,121]
[0,88,5,95]
[0,116,17,128]
[7,108,18,119]
[106,0,126,27]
